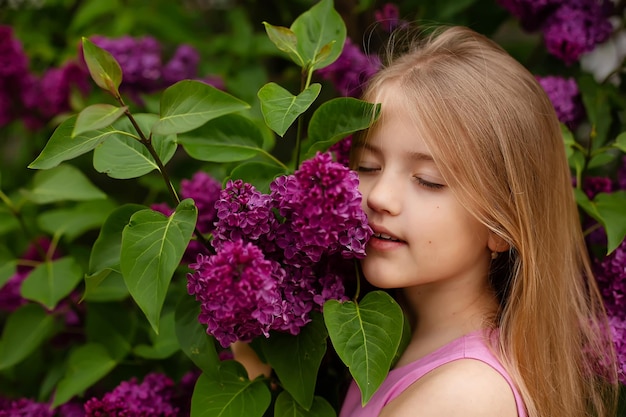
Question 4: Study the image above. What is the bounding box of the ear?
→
[487,232,510,254]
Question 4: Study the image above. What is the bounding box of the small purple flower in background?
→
[536,75,585,128]
[180,171,221,235]
[162,44,200,86]
[187,240,285,347]
[583,176,613,200]
[542,0,613,65]
[271,152,371,265]
[608,316,626,384]
[0,398,55,417]
[496,0,561,31]
[594,239,626,321]
[374,3,403,33]
[329,135,353,167]
[84,373,179,417]
[0,25,32,127]
[317,37,381,97]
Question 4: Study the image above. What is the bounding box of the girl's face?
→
[355,93,493,291]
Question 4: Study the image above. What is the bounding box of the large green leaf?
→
[52,343,117,407]
[120,199,197,333]
[260,313,327,410]
[72,103,127,137]
[178,113,266,163]
[304,98,380,159]
[22,164,106,204]
[85,302,137,361]
[0,304,57,370]
[258,83,321,137]
[290,0,346,71]
[175,292,221,377]
[274,392,336,417]
[191,361,271,417]
[81,37,122,95]
[323,291,404,405]
[83,269,129,302]
[152,80,250,135]
[28,116,119,170]
[37,199,116,241]
[594,191,626,254]
[93,113,177,179]
[133,310,180,359]
[20,257,83,310]
[0,260,16,289]
[262,23,303,67]
[614,131,626,153]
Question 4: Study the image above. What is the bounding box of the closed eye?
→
[357,166,380,173]
[415,177,445,190]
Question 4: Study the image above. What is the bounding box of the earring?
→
[491,251,498,260]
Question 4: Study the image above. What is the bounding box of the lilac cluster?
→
[84,373,179,417]
[498,0,613,64]
[0,398,84,417]
[328,135,353,167]
[374,3,404,33]
[316,37,381,97]
[0,26,90,130]
[536,75,585,127]
[608,316,626,384]
[187,152,372,347]
[88,35,222,101]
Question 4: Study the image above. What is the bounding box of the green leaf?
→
[37,199,116,241]
[260,313,327,410]
[73,104,127,137]
[274,392,337,417]
[614,132,626,153]
[578,74,612,149]
[0,260,16,289]
[323,291,404,405]
[83,269,129,302]
[178,114,266,163]
[175,292,221,377]
[86,302,137,361]
[93,113,177,179]
[20,257,83,310]
[228,162,289,194]
[588,151,617,170]
[304,98,380,159]
[258,83,321,137]
[191,361,272,417]
[81,37,123,95]
[0,304,57,370]
[28,116,119,170]
[291,0,346,70]
[594,191,626,254]
[262,23,304,67]
[134,310,180,359]
[121,199,197,333]
[22,164,106,204]
[152,80,250,135]
[52,343,117,407]
[89,204,145,273]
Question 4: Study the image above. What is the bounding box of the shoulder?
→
[379,358,519,417]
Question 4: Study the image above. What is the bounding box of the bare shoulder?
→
[379,359,519,417]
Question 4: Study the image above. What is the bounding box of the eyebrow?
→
[355,142,435,162]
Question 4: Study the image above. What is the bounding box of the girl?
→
[340,26,618,417]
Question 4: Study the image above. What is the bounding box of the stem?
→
[353,259,361,301]
[294,66,312,169]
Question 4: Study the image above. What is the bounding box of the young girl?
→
[339,26,618,417]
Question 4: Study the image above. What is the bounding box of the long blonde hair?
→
[355,26,618,417]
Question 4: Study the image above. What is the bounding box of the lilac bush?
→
[536,75,585,128]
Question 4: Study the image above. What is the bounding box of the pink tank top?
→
[339,330,527,417]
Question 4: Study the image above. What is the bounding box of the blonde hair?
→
[354,26,618,416]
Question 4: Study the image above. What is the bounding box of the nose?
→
[362,172,402,216]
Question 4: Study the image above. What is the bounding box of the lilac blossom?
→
[0,398,54,417]
[536,75,585,128]
[594,239,626,320]
[187,240,285,347]
[0,25,30,127]
[542,0,613,65]
[328,135,353,167]
[608,316,626,384]
[582,176,613,200]
[374,3,403,33]
[270,152,372,265]
[180,171,221,234]
[162,44,201,86]
[497,0,561,31]
[212,179,277,253]
[84,373,179,417]
[317,38,381,97]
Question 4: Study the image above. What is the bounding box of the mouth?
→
[372,232,402,242]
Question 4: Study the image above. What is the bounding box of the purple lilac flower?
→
[608,316,626,384]
[187,240,285,347]
[84,373,179,417]
[0,398,54,417]
[496,0,561,30]
[36,61,91,119]
[162,45,200,86]
[328,135,352,167]
[270,152,372,266]
[316,37,381,97]
[542,0,613,65]
[594,239,626,320]
[536,75,585,127]
[212,180,277,253]
[583,176,613,199]
[374,3,403,33]
[0,25,30,127]
[180,171,221,234]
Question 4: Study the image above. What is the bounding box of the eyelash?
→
[357,166,445,190]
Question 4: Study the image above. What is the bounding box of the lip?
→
[367,225,406,251]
